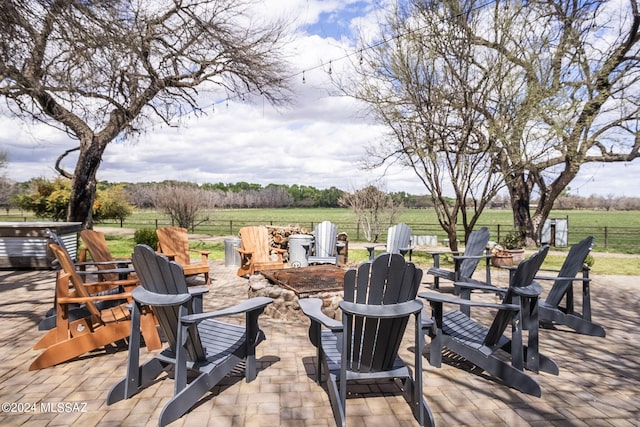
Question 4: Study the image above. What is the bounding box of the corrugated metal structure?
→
[0,222,82,269]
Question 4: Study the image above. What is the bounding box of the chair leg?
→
[30,321,131,370]
[107,357,167,404]
[325,372,346,427]
[401,377,435,427]
[140,310,162,350]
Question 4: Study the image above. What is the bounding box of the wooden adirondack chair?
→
[38,229,136,331]
[427,226,492,289]
[308,220,343,265]
[79,229,134,281]
[30,241,161,371]
[156,226,211,284]
[420,246,558,397]
[535,236,605,337]
[365,222,414,261]
[236,225,286,276]
[299,253,435,427]
[107,244,273,427]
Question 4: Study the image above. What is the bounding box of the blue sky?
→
[2,0,640,197]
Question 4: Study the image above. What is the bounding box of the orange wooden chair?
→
[156,226,211,284]
[79,229,134,281]
[236,226,285,276]
[30,241,161,370]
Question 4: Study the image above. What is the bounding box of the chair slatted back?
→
[458,227,490,279]
[484,246,549,348]
[132,244,205,361]
[48,242,103,321]
[386,223,412,254]
[80,230,119,281]
[545,236,594,307]
[313,221,338,258]
[157,227,192,266]
[509,246,550,291]
[238,226,274,264]
[342,253,422,373]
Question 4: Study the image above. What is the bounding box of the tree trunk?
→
[66,136,105,229]
[508,175,537,246]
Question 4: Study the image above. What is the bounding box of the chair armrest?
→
[452,254,491,261]
[418,291,519,311]
[534,274,591,282]
[455,280,503,293]
[511,282,543,297]
[132,286,192,306]
[299,298,342,331]
[181,297,273,324]
[428,251,462,256]
[364,244,386,251]
[188,287,209,297]
[83,278,139,291]
[236,248,252,255]
[189,249,210,255]
[340,300,423,318]
[157,252,177,260]
[58,292,133,304]
[77,266,135,276]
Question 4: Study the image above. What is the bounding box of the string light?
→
[189,0,497,112]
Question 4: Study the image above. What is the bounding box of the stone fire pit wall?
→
[247,274,343,323]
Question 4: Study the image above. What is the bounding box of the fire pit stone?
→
[247,266,345,322]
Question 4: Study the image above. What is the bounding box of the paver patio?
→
[0,258,638,426]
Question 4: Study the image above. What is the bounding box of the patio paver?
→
[0,258,638,426]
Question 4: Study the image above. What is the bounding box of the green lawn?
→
[102,233,640,276]
[3,207,640,274]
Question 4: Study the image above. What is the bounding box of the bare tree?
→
[153,183,214,230]
[404,0,640,244]
[347,1,504,250]
[0,0,291,228]
[339,184,404,242]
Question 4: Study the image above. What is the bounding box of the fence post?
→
[230,220,233,236]
[604,226,608,248]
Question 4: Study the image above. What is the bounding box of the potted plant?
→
[501,230,526,264]
[490,244,513,267]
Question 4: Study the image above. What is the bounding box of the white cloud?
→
[2,0,639,198]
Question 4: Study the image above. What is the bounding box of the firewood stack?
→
[266,225,309,261]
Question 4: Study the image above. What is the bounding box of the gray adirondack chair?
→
[299,253,435,427]
[308,220,343,264]
[420,246,558,397]
[365,222,414,260]
[536,236,605,337]
[107,244,272,426]
[427,227,491,289]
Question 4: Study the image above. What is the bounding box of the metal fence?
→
[3,214,638,252]
[98,218,640,253]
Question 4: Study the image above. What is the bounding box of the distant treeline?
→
[124,181,437,209]
[123,180,640,210]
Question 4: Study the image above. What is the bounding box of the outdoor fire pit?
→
[248,265,345,322]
